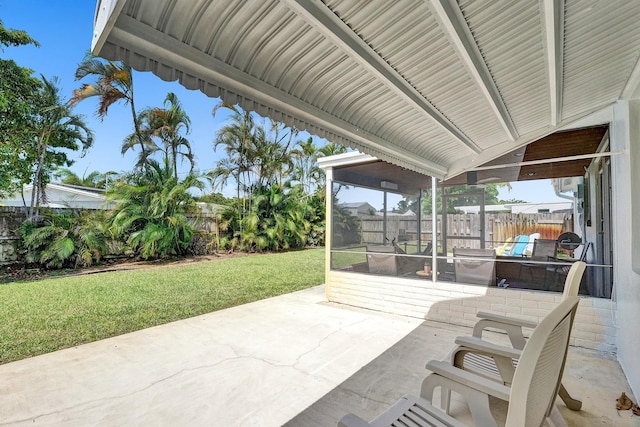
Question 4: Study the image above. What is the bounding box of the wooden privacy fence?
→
[489,213,569,245]
[357,212,569,249]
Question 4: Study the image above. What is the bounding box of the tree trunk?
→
[172,145,178,179]
[29,134,47,221]
[129,89,145,160]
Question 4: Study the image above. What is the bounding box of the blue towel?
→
[510,235,530,256]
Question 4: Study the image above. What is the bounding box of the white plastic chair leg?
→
[558,384,582,411]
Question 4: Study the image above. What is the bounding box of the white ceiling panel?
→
[460,0,550,136]
[563,0,640,118]
[93,0,640,179]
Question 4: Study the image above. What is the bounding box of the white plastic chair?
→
[338,297,580,427]
[448,261,586,412]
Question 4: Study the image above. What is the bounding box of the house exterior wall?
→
[326,270,616,352]
[612,100,640,398]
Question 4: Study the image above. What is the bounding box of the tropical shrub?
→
[305,193,326,246]
[332,203,361,247]
[108,159,204,259]
[216,205,241,251]
[215,184,326,251]
[19,209,110,269]
[230,184,309,251]
[185,232,216,256]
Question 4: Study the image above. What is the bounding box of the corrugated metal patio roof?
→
[92,0,640,179]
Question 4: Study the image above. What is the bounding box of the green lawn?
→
[331,245,367,269]
[0,249,325,364]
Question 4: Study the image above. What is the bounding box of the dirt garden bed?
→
[0,252,253,284]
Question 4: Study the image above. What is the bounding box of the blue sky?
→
[1,1,564,203]
[1,1,251,196]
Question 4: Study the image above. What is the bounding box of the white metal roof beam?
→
[103,14,448,177]
[468,150,621,172]
[542,0,564,125]
[621,56,640,100]
[427,0,518,141]
[282,0,481,154]
[620,41,640,100]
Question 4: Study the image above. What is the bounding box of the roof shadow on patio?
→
[283,308,634,427]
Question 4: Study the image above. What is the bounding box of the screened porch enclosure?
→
[325,126,613,299]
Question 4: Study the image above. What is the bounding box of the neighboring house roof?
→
[0,183,108,209]
[456,202,573,214]
[0,186,234,214]
[195,202,229,215]
[375,210,416,217]
[337,202,377,215]
[509,202,574,214]
[338,202,374,209]
[54,183,106,195]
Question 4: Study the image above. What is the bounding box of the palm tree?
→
[211,104,300,194]
[70,52,145,157]
[318,142,347,157]
[30,76,94,220]
[207,158,240,196]
[265,120,297,186]
[291,137,322,195]
[252,121,297,188]
[54,168,118,189]
[130,92,194,178]
[314,142,347,194]
[211,102,256,201]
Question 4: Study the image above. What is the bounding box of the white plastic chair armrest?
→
[425,360,511,401]
[454,336,523,360]
[476,311,539,329]
[473,313,537,349]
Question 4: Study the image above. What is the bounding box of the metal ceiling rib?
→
[281,0,479,152]
[93,0,640,180]
[326,0,508,151]
[542,0,564,126]
[426,0,518,142]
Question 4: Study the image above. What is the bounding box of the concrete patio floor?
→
[1,285,637,426]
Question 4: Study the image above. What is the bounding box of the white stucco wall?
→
[612,100,640,398]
